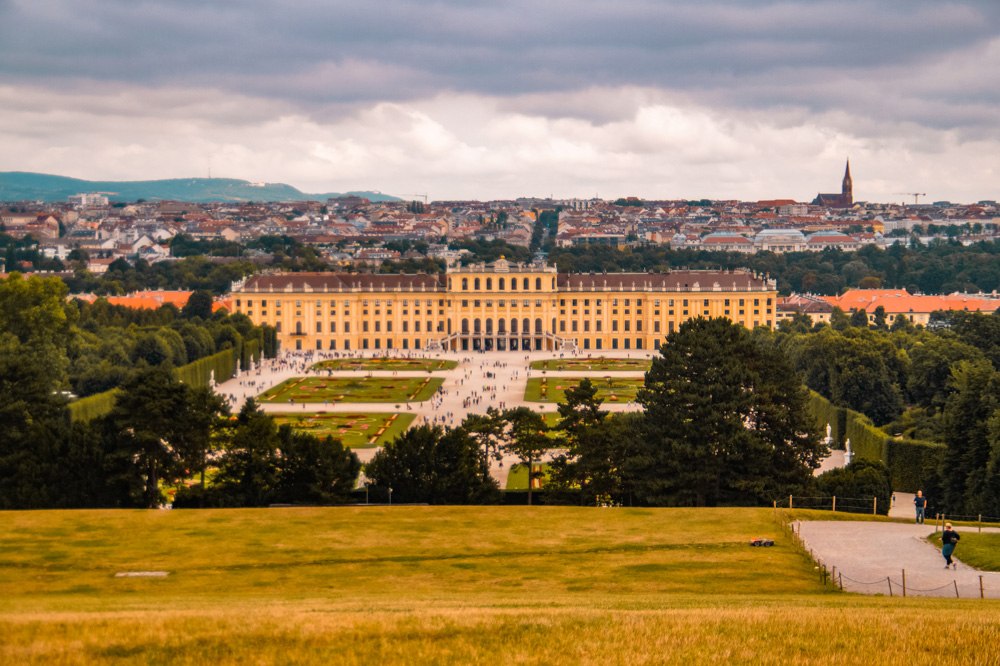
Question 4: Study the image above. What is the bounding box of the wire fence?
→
[774,495,884,514]
[774,510,996,599]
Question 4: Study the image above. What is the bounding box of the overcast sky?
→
[1,0,998,202]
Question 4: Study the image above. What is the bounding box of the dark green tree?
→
[275,429,361,505]
[549,379,636,505]
[501,407,550,505]
[815,459,892,515]
[365,424,499,504]
[630,317,825,507]
[212,399,282,507]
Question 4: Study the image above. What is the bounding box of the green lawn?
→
[311,358,458,372]
[928,532,1000,571]
[505,462,554,490]
[524,376,644,402]
[272,412,416,448]
[258,376,444,403]
[530,356,651,371]
[2,508,999,665]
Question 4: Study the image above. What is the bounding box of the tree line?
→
[774,307,1000,519]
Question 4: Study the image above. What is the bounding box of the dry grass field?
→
[1,507,998,665]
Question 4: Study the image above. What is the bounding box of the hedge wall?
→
[808,391,845,448]
[66,389,121,424]
[807,391,945,493]
[174,348,237,387]
[67,349,237,423]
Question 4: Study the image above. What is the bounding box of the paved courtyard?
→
[215,348,652,487]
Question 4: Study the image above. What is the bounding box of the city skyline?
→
[1,1,998,203]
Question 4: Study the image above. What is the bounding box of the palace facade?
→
[231,259,777,353]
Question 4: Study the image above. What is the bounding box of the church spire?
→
[842,158,853,205]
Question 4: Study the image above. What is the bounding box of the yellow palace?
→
[231,258,777,352]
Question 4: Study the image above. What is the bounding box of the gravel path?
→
[798,521,1000,598]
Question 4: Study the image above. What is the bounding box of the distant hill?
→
[0,172,402,204]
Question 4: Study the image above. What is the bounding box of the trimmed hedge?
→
[807,391,945,493]
[67,349,237,424]
[174,349,237,387]
[66,389,121,424]
[808,391,845,448]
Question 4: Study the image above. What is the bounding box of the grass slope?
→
[1,508,998,665]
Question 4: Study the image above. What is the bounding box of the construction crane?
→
[894,192,926,205]
[404,194,428,203]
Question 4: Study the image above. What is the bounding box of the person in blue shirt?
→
[914,491,927,524]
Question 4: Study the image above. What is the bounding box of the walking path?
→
[798,520,1000,598]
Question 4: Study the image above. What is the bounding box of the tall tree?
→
[104,365,200,507]
[212,399,282,507]
[365,424,499,504]
[631,317,825,507]
[549,379,636,505]
[939,360,1000,515]
[500,407,550,506]
[275,429,361,505]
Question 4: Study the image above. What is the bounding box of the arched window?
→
[474,318,481,333]
[499,278,506,290]
[296,322,302,334]
[486,278,492,290]
[535,277,542,291]
[523,318,530,334]
[474,278,481,290]
[535,318,542,333]
[511,318,518,334]
[498,319,506,333]
[462,278,468,290]
[551,278,555,289]
[486,318,493,334]
[462,318,469,334]
[523,278,529,290]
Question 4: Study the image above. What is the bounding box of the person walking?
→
[941,522,961,569]
[914,490,927,524]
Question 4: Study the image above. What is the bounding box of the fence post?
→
[980,575,985,599]
[902,569,906,597]
[838,571,843,590]
[887,577,892,597]
[954,581,959,599]
[832,495,836,512]
[873,496,877,515]
[790,494,793,510]
[979,515,982,533]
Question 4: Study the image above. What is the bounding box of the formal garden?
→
[529,356,651,372]
[271,412,416,448]
[258,376,444,403]
[310,358,458,372]
[524,376,644,403]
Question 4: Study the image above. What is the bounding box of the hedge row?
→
[808,391,846,448]
[174,348,237,387]
[807,391,945,493]
[68,349,237,423]
[66,389,121,424]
